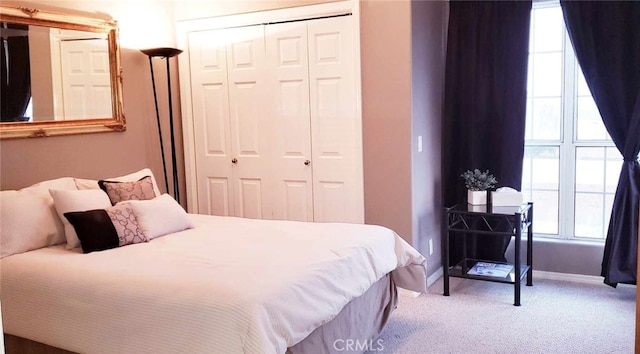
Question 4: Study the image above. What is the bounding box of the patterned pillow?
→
[98,176,156,205]
[63,203,148,253]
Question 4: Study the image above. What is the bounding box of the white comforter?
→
[1,214,426,354]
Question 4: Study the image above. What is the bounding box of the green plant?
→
[461,169,497,191]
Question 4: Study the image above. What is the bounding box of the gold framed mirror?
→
[0,5,124,139]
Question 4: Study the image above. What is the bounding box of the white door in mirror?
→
[60,38,112,120]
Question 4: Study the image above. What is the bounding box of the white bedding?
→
[1,214,426,354]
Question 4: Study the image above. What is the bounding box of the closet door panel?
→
[315,181,347,223]
[225,26,272,219]
[237,178,263,219]
[188,29,234,216]
[265,22,313,221]
[308,16,363,223]
[206,177,232,216]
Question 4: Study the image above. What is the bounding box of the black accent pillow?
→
[64,209,119,253]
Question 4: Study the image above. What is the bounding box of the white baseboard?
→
[397,288,421,297]
[427,267,443,287]
[533,270,604,284]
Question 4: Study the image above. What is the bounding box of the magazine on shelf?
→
[467,262,513,278]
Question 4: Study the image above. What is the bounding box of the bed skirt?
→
[287,273,397,354]
[4,274,397,354]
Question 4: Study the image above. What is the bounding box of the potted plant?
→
[461,169,498,205]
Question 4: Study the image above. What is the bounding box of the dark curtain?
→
[560,1,640,287]
[443,0,531,263]
[1,28,32,122]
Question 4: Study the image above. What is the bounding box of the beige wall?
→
[410,0,447,275]
[360,0,447,275]
[360,0,413,241]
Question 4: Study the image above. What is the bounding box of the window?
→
[521,2,623,241]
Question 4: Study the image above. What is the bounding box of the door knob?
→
[304,160,311,166]
[231,157,238,164]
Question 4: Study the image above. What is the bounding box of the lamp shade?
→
[140,47,183,58]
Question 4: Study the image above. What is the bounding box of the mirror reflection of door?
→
[59,38,112,120]
[0,23,112,122]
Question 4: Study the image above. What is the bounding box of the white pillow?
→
[0,177,77,259]
[49,189,112,249]
[126,194,193,240]
[29,177,78,191]
[73,178,99,190]
[74,168,162,197]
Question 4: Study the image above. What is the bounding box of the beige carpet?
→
[371,275,636,354]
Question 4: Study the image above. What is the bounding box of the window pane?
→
[575,147,605,193]
[522,148,532,189]
[522,146,559,235]
[525,98,533,140]
[532,53,562,97]
[574,147,618,239]
[527,59,534,94]
[532,190,559,234]
[576,67,591,96]
[574,193,604,239]
[605,147,623,193]
[575,66,611,141]
[531,97,561,140]
[576,96,608,140]
[526,146,560,190]
[604,193,614,237]
[532,7,563,52]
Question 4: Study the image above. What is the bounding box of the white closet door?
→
[188,29,234,216]
[308,16,363,223]
[190,26,270,219]
[225,25,271,219]
[265,22,314,222]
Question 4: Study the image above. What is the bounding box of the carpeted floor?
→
[371,276,636,354]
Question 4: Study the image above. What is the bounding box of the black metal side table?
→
[443,202,533,306]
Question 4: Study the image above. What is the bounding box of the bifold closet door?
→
[187,14,363,223]
[307,16,363,223]
[189,26,271,219]
[188,29,232,216]
[265,22,314,222]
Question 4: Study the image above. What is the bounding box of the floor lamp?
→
[141,47,182,204]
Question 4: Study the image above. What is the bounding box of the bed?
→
[0,171,427,354]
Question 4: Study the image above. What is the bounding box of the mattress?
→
[1,214,426,354]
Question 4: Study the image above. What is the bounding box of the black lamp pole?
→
[141,47,183,204]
